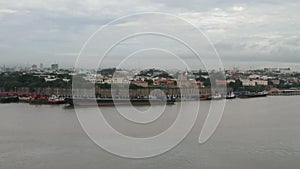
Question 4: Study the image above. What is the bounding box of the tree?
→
[227,79,243,91]
[145,79,153,85]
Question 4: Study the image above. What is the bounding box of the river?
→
[0,96,300,169]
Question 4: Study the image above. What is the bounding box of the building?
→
[31,64,38,71]
[1,65,6,72]
[196,81,205,87]
[264,68,278,72]
[270,80,280,85]
[112,77,126,84]
[131,80,148,87]
[255,80,268,86]
[240,79,256,86]
[249,74,260,80]
[153,78,168,86]
[227,79,236,84]
[240,79,268,86]
[279,68,291,74]
[215,80,227,86]
[153,78,176,86]
[51,64,59,71]
[177,72,188,87]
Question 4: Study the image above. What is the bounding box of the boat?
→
[65,97,176,106]
[178,94,205,101]
[0,95,19,103]
[18,93,33,103]
[207,93,223,100]
[29,95,66,104]
[199,94,210,100]
[238,91,268,98]
[47,95,67,104]
[0,92,19,103]
[226,92,236,99]
[29,95,49,104]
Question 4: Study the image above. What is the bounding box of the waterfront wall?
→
[269,90,300,96]
[6,87,300,97]
[3,87,212,97]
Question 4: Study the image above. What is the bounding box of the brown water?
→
[0,96,300,169]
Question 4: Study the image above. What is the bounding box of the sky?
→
[0,0,299,70]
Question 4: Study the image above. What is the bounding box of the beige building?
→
[131,80,148,87]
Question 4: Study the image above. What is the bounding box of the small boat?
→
[207,93,223,100]
[29,95,49,104]
[199,94,210,100]
[226,92,236,99]
[18,93,33,103]
[47,95,67,104]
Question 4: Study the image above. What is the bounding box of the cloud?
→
[232,5,245,12]
[0,9,17,14]
[0,0,299,68]
[55,52,79,57]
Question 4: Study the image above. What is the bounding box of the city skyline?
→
[2,62,300,73]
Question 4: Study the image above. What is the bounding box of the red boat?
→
[30,95,66,104]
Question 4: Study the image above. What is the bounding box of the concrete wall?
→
[9,87,212,97]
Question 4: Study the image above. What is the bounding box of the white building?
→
[255,80,268,86]
[279,68,291,74]
[240,79,268,86]
[240,79,256,86]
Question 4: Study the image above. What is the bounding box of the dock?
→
[269,89,300,96]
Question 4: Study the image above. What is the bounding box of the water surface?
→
[0,96,300,169]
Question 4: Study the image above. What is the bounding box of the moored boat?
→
[65,97,175,106]
[0,95,19,103]
[199,94,210,100]
[47,95,67,104]
[226,92,236,99]
[207,93,223,100]
[18,93,33,103]
[238,91,268,98]
[29,95,66,104]
[0,92,19,103]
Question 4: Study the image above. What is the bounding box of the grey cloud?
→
[0,0,299,67]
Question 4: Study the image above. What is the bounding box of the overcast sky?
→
[0,0,299,69]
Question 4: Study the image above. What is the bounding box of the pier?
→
[1,87,212,98]
[269,89,300,96]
